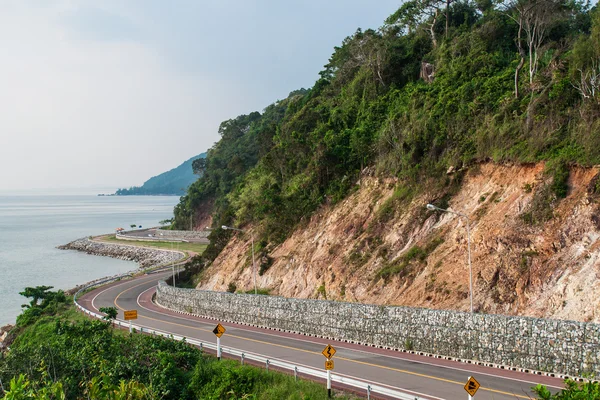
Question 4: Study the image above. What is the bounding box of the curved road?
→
[79,273,565,400]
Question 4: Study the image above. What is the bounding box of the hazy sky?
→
[0,0,400,192]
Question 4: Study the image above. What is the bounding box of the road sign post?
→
[322,344,336,398]
[217,337,221,360]
[327,368,331,398]
[213,323,226,360]
[464,376,480,398]
[325,359,335,398]
[124,310,137,334]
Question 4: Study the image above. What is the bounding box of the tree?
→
[571,7,600,104]
[99,307,118,322]
[504,0,566,97]
[387,0,444,48]
[444,0,458,37]
[573,60,600,103]
[192,157,206,175]
[130,224,137,229]
[19,286,54,308]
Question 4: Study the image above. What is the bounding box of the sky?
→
[0,0,401,193]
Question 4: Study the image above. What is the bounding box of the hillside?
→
[173,2,600,321]
[115,153,206,196]
[197,163,600,322]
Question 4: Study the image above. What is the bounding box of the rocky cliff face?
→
[197,163,600,322]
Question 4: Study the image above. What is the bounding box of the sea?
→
[0,195,180,326]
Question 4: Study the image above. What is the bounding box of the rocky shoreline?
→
[58,238,184,270]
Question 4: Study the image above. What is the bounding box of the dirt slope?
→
[197,163,600,322]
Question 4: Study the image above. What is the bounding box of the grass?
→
[206,360,359,400]
[99,234,208,254]
[376,236,444,282]
[241,288,271,295]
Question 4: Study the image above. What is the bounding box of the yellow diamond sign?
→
[464,376,480,397]
[322,344,336,359]
[213,323,226,338]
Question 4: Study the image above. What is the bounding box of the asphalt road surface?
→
[117,228,209,243]
[79,272,565,400]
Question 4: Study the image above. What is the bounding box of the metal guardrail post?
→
[241,353,245,365]
[294,366,298,381]
[367,384,372,400]
[266,359,270,372]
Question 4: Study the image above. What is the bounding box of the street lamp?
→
[426,204,473,313]
[221,225,256,295]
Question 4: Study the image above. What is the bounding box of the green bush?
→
[534,379,600,399]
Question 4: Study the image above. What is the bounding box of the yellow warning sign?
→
[123,310,137,320]
[322,344,336,359]
[325,360,334,370]
[213,323,226,338]
[464,376,480,396]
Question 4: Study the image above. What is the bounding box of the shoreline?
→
[0,235,188,345]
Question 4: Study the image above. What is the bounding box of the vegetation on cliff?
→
[115,153,206,196]
[174,1,600,279]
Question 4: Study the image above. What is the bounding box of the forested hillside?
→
[173,1,600,283]
[115,153,206,196]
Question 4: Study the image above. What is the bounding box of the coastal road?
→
[79,273,565,400]
[117,228,209,243]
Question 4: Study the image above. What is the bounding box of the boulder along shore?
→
[58,237,184,270]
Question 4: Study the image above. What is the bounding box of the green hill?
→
[172,1,599,273]
[115,153,206,196]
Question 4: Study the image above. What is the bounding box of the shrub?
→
[227,282,237,293]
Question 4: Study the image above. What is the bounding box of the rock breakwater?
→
[58,238,183,269]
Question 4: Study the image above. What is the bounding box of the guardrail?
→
[116,233,191,243]
[74,279,426,400]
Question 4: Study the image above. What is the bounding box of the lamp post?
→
[171,242,176,287]
[221,225,256,295]
[426,204,473,313]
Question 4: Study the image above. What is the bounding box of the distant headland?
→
[114,153,206,196]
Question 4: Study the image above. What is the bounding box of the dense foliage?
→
[174,2,599,278]
[115,153,206,196]
[0,289,355,399]
[534,380,600,399]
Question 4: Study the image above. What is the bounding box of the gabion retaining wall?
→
[156,281,600,377]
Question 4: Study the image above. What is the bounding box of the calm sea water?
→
[0,195,179,326]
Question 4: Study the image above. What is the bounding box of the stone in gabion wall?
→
[156,281,600,377]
